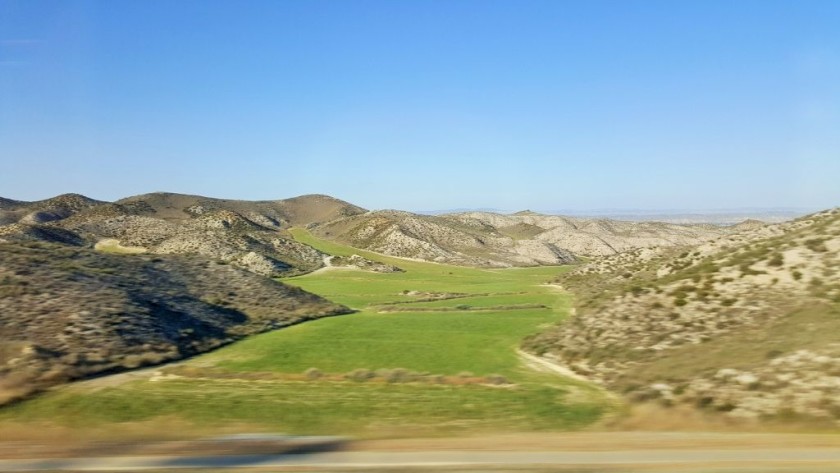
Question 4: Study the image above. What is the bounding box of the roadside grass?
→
[3,379,601,437]
[0,229,609,438]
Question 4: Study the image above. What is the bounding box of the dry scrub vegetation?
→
[0,192,368,277]
[524,208,840,424]
[0,241,350,405]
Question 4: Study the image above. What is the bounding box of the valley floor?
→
[0,229,613,439]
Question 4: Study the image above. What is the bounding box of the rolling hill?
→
[0,193,366,277]
[524,208,840,423]
[1,192,746,273]
[0,241,350,406]
[312,209,738,267]
[0,194,104,226]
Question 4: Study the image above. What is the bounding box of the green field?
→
[0,229,611,438]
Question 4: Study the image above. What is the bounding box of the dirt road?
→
[3,447,840,471]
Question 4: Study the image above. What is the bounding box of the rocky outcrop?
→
[447,212,732,257]
[314,210,580,267]
[0,193,363,277]
[327,254,403,273]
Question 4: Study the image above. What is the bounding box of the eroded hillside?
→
[313,209,735,267]
[1,192,751,272]
[0,193,366,277]
[0,241,350,405]
[524,208,840,423]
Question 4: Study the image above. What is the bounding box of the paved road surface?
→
[3,448,840,471]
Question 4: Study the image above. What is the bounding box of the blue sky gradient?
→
[1,0,839,211]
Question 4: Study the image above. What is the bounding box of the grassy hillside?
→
[0,231,609,438]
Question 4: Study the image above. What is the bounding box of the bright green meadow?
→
[0,229,610,437]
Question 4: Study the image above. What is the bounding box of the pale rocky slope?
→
[313,210,578,267]
[0,193,366,277]
[524,208,840,423]
[1,192,770,272]
[446,212,730,257]
[313,209,736,268]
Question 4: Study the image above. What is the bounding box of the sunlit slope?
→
[526,208,840,423]
[0,229,609,437]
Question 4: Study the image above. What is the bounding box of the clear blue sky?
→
[1,0,838,212]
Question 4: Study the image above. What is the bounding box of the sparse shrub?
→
[765,349,783,359]
[651,302,664,309]
[671,284,696,295]
[805,238,828,253]
[739,264,766,277]
[345,368,374,382]
[374,368,392,378]
[696,396,714,408]
[674,297,688,307]
[385,368,411,383]
[792,270,803,281]
[304,367,323,380]
[721,298,737,307]
[767,253,784,267]
[716,402,737,412]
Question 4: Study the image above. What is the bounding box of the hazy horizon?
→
[2,1,839,211]
[0,188,823,220]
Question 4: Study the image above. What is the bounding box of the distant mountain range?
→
[417,208,813,224]
[549,208,813,224]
